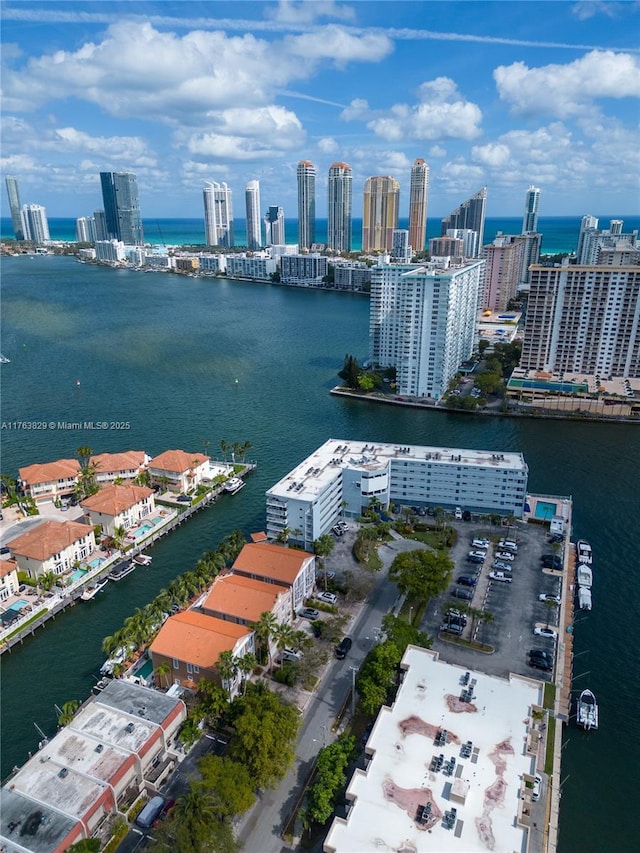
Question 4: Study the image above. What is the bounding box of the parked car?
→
[457,575,477,588]
[280,648,303,663]
[495,551,515,561]
[541,554,562,569]
[489,571,512,583]
[454,507,463,520]
[533,626,558,639]
[445,609,468,626]
[538,593,561,605]
[450,587,473,601]
[471,538,490,548]
[498,539,518,552]
[317,591,337,604]
[176,494,191,503]
[332,526,344,536]
[299,607,320,620]
[1,547,11,555]
[468,550,487,560]
[440,622,464,635]
[528,657,553,672]
[136,796,166,829]
[532,774,542,802]
[335,637,353,659]
[529,649,554,662]
[467,554,485,564]
[492,560,513,572]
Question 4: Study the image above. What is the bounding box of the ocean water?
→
[3,216,639,255]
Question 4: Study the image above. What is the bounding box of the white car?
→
[532,774,542,802]
[471,538,490,548]
[454,507,463,520]
[498,539,518,552]
[495,551,515,561]
[468,550,487,560]
[538,593,561,605]
[533,626,557,639]
[317,591,337,604]
[489,571,512,583]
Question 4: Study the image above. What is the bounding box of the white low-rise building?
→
[324,646,544,853]
[266,439,528,548]
[18,458,81,503]
[90,450,150,484]
[226,255,276,279]
[147,449,210,493]
[6,520,96,580]
[80,483,155,537]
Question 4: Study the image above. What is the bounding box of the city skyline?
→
[1,2,638,220]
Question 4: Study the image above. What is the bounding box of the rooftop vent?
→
[125,722,135,733]
[95,744,104,753]
[59,768,68,778]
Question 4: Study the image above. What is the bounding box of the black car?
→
[457,575,477,587]
[335,637,353,659]
[467,554,484,564]
[528,657,553,672]
[450,587,473,601]
[176,494,192,503]
[529,648,553,662]
[541,554,562,569]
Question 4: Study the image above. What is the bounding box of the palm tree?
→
[217,650,239,699]
[155,661,171,689]
[219,439,229,462]
[203,438,210,458]
[240,441,252,462]
[197,679,229,724]
[112,524,127,553]
[57,699,80,727]
[273,621,297,656]
[313,533,335,590]
[236,652,257,694]
[170,786,218,838]
[255,611,278,670]
[276,527,291,545]
[76,446,93,469]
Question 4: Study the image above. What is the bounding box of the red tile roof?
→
[202,573,288,623]
[18,459,80,486]
[232,542,314,584]
[7,520,93,561]
[147,450,210,474]
[90,450,146,474]
[80,484,154,516]
[150,611,250,667]
[0,559,18,579]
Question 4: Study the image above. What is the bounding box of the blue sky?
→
[2,0,639,220]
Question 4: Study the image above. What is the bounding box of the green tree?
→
[57,699,80,727]
[254,611,278,670]
[66,841,100,853]
[197,678,229,726]
[313,533,335,589]
[357,373,375,391]
[381,613,432,653]
[303,734,357,826]
[236,651,257,694]
[357,640,402,715]
[155,660,171,689]
[273,621,297,655]
[216,650,239,699]
[198,755,255,817]
[388,549,453,600]
[338,354,360,389]
[230,683,300,790]
[154,784,237,853]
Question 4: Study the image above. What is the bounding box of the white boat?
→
[80,579,108,601]
[577,539,592,565]
[577,565,592,588]
[223,477,245,495]
[109,562,136,581]
[576,689,598,730]
[0,355,10,364]
[132,553,152,566]
[578,586,592,611]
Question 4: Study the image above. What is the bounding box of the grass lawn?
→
[544,715,556,775]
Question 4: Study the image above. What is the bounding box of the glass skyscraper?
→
[297,161,316,250]
[441,187,487,256]
[203,181,234,248]
[327,162,352,253]
[245,180,262,250]
[100,172,144,245]
[363,176,400,252]
[408,159,429,253]
[523,186,540,234]
[5,176,25,240]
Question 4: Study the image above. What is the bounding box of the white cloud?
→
[340,99,370,121]
[471,143,511,168]
[429,145,447,158]
[571,1,626,21]
[317,137,339,153]
[286,26,393,66]
[376,151,412,173]
[494,50,640,116]
[266,1,356,25]
[50,128,156,165]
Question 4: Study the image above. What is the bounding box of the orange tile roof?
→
[0,559,18,579]
[7,520,93,561]
[90,450,146,474]
[80,483,154,516]
[147,450,210,474]
[250,531,268,542]
[18,458,80,486]
[202,573,287,623]
[232,542,314,584]
[150,611,250,667]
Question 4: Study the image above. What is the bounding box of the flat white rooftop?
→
[267,439,527,503]
[324,647,543,853]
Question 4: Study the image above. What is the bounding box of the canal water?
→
[1,256,637,851]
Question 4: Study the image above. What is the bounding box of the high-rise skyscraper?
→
[327,162,352,253]
[521,260,640,378]
[370,258,485,398]
[264,205,285,245]
[408,159,429,253]
[482,236,526,311]
[21,204,50,243]
[203,181,234,247]
[297,161,316,250]
[391,230,411,263]
[522,186,540,233]
[441,187,487,255]
[76,216,97,243]
[94,210,108,241]
[5,176,25,240]
[99,172,144,245]
[362,176,400,252]
[245,181,262,250]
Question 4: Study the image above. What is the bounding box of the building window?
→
[172,658,180,669]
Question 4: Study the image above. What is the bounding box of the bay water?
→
[0,254,638,851]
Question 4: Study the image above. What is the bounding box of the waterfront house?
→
[18,458,80,504]
[80,483,155,537]
[149,610,254,698]
[90,450,150,484]
[0,680,186,852]
[0,558,19,603]
[147,449,211,493]
[231,542,316,615]
[6,520,96,581]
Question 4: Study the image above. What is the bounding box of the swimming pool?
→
[134,524,153,537]
[86,557,105,570]
[508,378,589,393]
[9,598,29,611]
[535,501,557,520]
[70,568,88,583]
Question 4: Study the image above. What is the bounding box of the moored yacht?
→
[223,477,245,495]
[80,578,109,601]
[578,586,592,611]
[109,562,136,581]
[576,689,598,730]
[132,553,152,566]
[577,539,592,565]
[577,564,593,589]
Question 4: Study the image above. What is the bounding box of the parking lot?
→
[424,519,565,682]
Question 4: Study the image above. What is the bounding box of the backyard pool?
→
[86,557,105,570]
[134,524,153,537]
[535,500,558,520]
[69,568,88,584]
[9,599,29,611]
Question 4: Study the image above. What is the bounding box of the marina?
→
[576,689,599,731]
[223,476,245,495]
